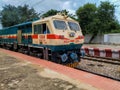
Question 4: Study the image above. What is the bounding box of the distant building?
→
[0,16,2,29]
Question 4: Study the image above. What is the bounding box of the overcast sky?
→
[0,0,120,22]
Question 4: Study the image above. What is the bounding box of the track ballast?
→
[76,56,120,81]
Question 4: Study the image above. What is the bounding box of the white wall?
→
[104,33,120,44]
[84,33,120,44]
[84,34,104,44]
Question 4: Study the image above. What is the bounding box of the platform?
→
[0,48,120,90]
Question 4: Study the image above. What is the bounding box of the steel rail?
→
[82,56,120,65]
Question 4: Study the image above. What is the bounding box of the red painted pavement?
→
[1,48,120,90]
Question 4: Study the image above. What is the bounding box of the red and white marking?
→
[82,47,120,59]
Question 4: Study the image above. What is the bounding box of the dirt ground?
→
[0,51,98,90]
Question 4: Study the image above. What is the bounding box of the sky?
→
[0,0,120,22]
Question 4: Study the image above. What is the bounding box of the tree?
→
[42,9,76,20]
[1,4,40,27]
[76,3,98,35]
[18,5,40,23]
[97,1,118,33]
[1,5,19,27]
[61,9,76,20]
[76,1,120,43]
[42,9,59,17]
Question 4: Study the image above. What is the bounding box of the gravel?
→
[77,59,120,80]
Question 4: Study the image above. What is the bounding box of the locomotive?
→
[0,13,84,67]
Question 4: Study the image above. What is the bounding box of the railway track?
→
[82,56,120,65]
[75,67,120,81]
[76,56,120,81]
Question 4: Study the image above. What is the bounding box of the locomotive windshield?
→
[53,20,67,30]
[68,22,80,31]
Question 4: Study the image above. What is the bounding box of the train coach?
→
[0,13,84,67]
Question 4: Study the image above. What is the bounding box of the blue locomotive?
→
[0,14,84,67]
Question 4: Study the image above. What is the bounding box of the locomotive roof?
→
[0,14,77,31]
[0,21,33,30]
[15,21,32,27]
[33,14,77,24]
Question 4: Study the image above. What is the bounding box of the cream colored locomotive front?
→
[32,14,84,45]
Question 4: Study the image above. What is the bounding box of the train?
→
[0,13,84,67]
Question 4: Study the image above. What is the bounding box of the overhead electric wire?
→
[31,0,44,8]
[19,0,33,6]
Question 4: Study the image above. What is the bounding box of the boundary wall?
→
[84,34,120,44]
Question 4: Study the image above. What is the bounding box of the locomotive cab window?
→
[53,20,67,30]
[34,23,50,34]
[68,22,80,31]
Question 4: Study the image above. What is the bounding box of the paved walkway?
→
[83,44,120,50]
[1,48,120,90]
[0,48,98,90]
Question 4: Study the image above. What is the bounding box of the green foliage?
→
[42,9,76,20]
[1,4,39,27]
[97,1,117,33]
[42,9,59,17]
[18,5,39,23]
[109,21,120,33]
[76,3,97,35]
[61,10,69,15]
[76,1,120,35]
[1,5,19,27]
[109,29,120,33]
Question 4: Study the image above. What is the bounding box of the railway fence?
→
[81,47,120,60]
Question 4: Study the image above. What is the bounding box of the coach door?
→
[17,30,22,43]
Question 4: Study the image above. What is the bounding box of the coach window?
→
[34,23,50,34]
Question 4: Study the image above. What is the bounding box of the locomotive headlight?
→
[69,32,75,37]
[60,53,68,62]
